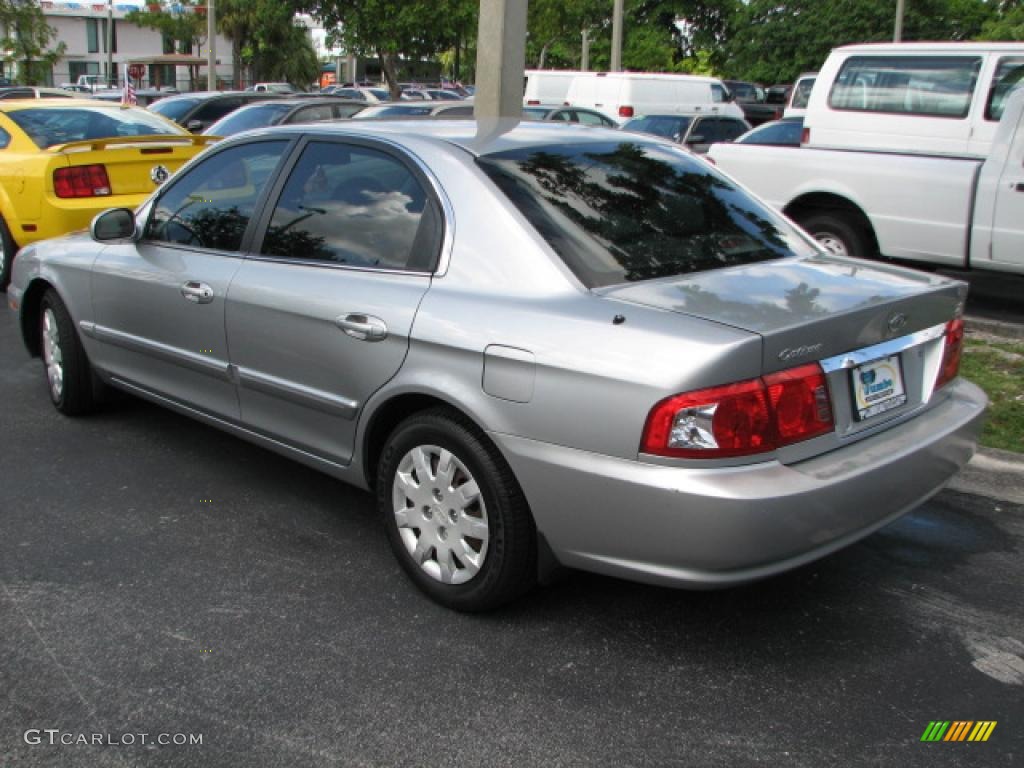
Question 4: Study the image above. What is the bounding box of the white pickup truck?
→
[709,46,1024,275]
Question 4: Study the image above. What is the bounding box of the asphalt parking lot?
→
[1,305,1022,767]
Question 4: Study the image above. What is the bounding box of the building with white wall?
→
[21,1,232,90]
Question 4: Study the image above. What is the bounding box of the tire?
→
[0,215,15,290]
[377,407,537,611]
[39,289,99,416]
[797,212,871,259]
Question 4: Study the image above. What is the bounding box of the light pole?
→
[105,0,113,86]
[207,0,217,90]
[894,0,905,42]
[610,0,624,72]
[581,28,590,72]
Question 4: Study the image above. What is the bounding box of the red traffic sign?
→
[127,64,146,80]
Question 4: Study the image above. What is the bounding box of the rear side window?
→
[829,56,981,118]
[259,141,442,271]
[986,57,1024,122]
[477,141,816,288]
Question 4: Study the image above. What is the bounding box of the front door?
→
[225,138,444,463]
[89,139,292,419]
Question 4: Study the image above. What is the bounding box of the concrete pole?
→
[581,28,590,72]
[473,0,528,120]
[207,0,217,90]
[105,0,113,87]
[611,0,624,72]
[894,0,905,43]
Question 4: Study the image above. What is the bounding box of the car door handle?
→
[180,281,214,304]
[336,313,388,342]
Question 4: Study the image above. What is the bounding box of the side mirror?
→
[185,119,203,132]
[91,208,137,242]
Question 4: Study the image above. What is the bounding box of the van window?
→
[790,78,815,109]
[829,56,981,119]
[710,84,728,103]
[986,57,1024,122]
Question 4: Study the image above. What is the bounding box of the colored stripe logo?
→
[920,721,997,742]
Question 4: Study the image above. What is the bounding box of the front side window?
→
[710,84,728,103]
[576,110,610,127]
[790,78,815,109]
[986,57,1024,122]
[623,115,692,141]
[290,105,334,123]
[207,103,293,135]
[477,141,816,288]
[144,141,289,251]
[719,118,749,141]
[829,55,981,118]
[260,141,441,271]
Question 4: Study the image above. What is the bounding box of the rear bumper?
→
[492,378,987,588]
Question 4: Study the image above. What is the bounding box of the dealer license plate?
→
[851,355,907,421]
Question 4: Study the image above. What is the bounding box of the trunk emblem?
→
[150,165,170,185]
[887,312,908,334]
[778,343,823,362]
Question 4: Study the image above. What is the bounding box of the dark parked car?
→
[522,106,618,127]
[766,83,792,104]
[0,87,74,100]
[735,117,804,147]
[621,114,750,153]
[723,80,784,126]
[203,97,366,137]
[148,91,284,133]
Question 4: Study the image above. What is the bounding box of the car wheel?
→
[40,289,99,415]
[377,408,537,611]
[0,215,15,290]
[797,212,871,259]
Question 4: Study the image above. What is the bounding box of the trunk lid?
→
[48,135,218,197]
[599,254,965,375]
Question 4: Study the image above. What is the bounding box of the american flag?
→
[122,68,137,106]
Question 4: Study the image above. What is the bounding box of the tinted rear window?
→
[149,97,200,122]
[477,141,815,288]
[8,106,184,148]
[623,115,691,139]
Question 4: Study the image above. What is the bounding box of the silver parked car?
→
[7,121,986,611]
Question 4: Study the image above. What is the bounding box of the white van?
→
[564,72,746,123]
[523,70,587,105]
[804,42,1024,156]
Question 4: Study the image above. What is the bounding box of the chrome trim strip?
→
[819,323,946,373]
[236,367,359,420]
[90,324,231,380]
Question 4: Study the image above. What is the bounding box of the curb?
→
[948,446,1024,506]
[965,315,1024,340]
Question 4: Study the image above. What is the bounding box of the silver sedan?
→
[7,121,986,610]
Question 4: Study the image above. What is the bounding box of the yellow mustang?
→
[0,99,218,286]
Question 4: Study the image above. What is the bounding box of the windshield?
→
[8,106,185,148]
[206,102,294,135]
[149,97,200,122]
[622,115,692,140]
[477,141,816,288]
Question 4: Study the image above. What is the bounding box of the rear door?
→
[224,138,443,464]
[89,139,292,419]
[991,104,1024,268]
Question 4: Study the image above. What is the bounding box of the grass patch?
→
[961,336,1024,452]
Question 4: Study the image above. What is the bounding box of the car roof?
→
[235,119,661,157]
[155,91,275,102]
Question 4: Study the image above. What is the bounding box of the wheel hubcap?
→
[814,232,849,257]
[42,308,64,401]
[392,444,489,585]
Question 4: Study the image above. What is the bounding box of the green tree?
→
[300,0,476,97]
[978,1,1024,40]
[722,0,994,85]
[215,0,320,88]
[0,0,66,85]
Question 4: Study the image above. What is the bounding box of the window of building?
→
[87,18,100,54]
